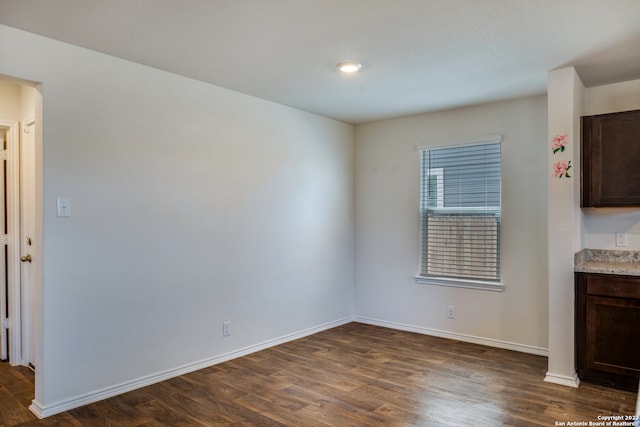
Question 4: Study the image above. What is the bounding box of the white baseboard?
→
[28,400,45,419]
[544,372,580,388]
[354,316,549,356]
[30,316,354,419]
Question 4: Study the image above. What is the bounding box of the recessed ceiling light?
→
[337,62,362,73]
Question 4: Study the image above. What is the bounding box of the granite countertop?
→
[574,249,640,276]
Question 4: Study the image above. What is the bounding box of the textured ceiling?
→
[1,0,639,124]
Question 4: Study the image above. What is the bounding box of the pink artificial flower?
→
[554,160,571,178]
[552,133,568,153]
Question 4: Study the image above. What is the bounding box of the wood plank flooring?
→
[1,322,637,426]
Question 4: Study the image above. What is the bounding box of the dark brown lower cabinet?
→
[575,272,640,391]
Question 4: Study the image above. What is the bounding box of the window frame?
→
[414,135,504,292]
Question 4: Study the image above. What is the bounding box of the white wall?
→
[0,24,354,416]
[0,80,21,120]
[354,95,548,353]
[582,79,640,250]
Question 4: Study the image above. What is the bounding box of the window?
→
[417,137,502,291]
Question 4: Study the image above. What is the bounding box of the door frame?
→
[20,118,36,367]
[0,119,22,365]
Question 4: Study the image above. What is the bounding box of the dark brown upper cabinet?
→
[581,109,640,207]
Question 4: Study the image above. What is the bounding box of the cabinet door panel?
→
[582,109,640,206]
[586,295,640,377]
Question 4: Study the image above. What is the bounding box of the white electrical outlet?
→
[222,321,231,337]
[447,305,455,319]
[615,232,628,247]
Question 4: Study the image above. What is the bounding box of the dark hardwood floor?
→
[1,322,637,426]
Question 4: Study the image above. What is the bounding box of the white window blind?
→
[418,140,502,287]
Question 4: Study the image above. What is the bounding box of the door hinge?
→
[0,235,8,245]
[1,318,8,330]
[0,150,6,160]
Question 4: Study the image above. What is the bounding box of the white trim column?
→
[545,66,584,387]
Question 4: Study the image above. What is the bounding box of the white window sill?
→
[414,275,503,292]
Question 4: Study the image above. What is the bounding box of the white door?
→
[20,120,36,367]
[0,129,7,361]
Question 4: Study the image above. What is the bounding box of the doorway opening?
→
[0,78,42,415]
[0,116,35,367]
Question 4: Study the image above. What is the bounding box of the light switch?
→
[57,198,71,217]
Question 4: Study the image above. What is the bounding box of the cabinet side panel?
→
[580,116,594,206]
